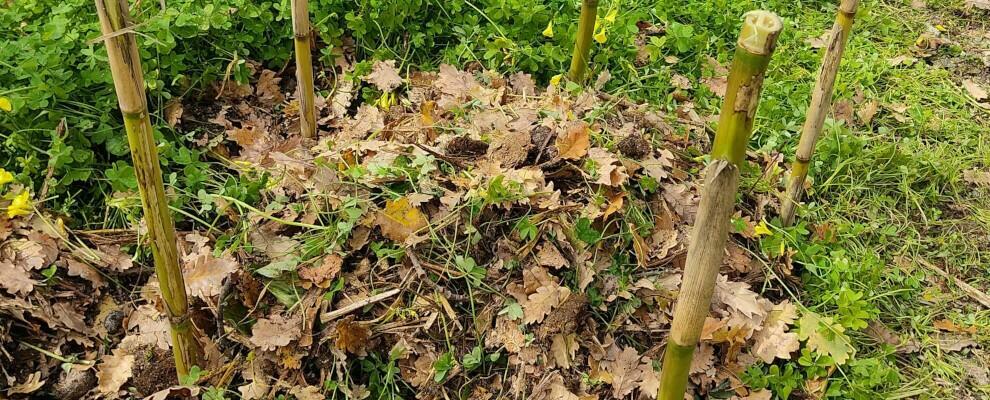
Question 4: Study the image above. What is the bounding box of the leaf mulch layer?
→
[1,60,864,400]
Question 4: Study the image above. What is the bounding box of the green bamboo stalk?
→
[291,0,317,138]
[780,0,860,226]
[567,0,599,83]
[658,11,782,400]
[94,0,201,378]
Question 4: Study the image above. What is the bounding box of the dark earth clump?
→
[616,133,652,159]
[48,368,97,400]
[131,346,178,396]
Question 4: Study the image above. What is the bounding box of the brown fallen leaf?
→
[535,242,568,269]
[0,260,36,296]
[364,60,404,92]
[857,100,879,125]
[966,0,990,10]
[164,100,183,128]
[96,351,135,395]
[963,169,990,186]
[255,69,284,106]
[335,315,371,356]
[962,79,989,102]
[250,314,302,351]
[556,121,591,160]
[299,253,343,288]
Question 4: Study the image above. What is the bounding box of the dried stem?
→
[781,0,860,226]
[567,0,599,83]
[658,11,782,400]
[94,0,201,377]
[291,0,317,138]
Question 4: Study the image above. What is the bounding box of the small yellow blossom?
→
[542,20,554,38]
[753,220,773,237]
[0,168,13,186]
[594,28,607,44]
[0,97,11,113]
[604,8,618,24]
[7,190,32,218]
[549,74,563,86]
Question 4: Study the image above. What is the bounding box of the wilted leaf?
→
[335,316,371,356]
[601,346,644,398]
[857,100,879,125]
[376,197,429,242]
[164,100,183,127]
[962,80,988,101]
[0,260,35,296]
[256,69,284,106]
[365,60,404,92]
[556,121,591,160]
[250,314,302,351]
[96,352,134,395]
[536,243,568,269]
[522,285,571,325]
[963,169,990,186]
[299,254,343,288]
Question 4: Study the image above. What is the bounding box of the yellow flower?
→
[7,190,32,218]
[604,8,618,24]
[0,97,11,113]
[0,168,13,186]
[594,28,607,44]
[549,74,563,86]
[542,20,554,38]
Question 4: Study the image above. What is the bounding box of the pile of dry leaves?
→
[1,59,845,400]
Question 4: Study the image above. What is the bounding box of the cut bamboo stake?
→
[658,11,782,400]
[94,0,201,377]
[291,0,317,138]
[567,0,599,83]
[780,0,860,226]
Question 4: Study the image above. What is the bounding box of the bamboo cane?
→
[567,0,599,83]
[94,0,201,377]
[657,11,782,400]
[291,0,317,138]
[780,0,859,226]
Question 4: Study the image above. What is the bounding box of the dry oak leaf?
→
[96,351,135,395]
[0,260,36,296]
[967,0,990,9]
[183,248,239,300]
[335,316,371,356]
[299,253,343,288]
[523,284,572,325]
[963,169,990,186]
[250,314,302,351]
[164,100,183,128]
[550,333,579,369]
[601,346,644,398]
[376,197,429,242]
[255,69,285,106]
[290,386,325,400]
[536,242,569,269]
[857,100,879,125]
[486,315,526,353]
[588,147,628,186]
[364,60,404,92]
[962,80,988,101]
[556,121,591,160]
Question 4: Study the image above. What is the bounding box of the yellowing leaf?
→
[604,8,618,23]
[376,197,429,242]
[753,220,773,237]
[7,190,32,218]
[798,311,853,364]
[0,97,11,112]
[542,20,554,38]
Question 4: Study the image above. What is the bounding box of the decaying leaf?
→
[365,60,404,92]
[0,260,36,296]
[96,351,134,395]
[962,80,988,102]
[376,197,429,242]
[299,253,343,288]
[556,121,591,160]
[250,314,302,351]
[335,316,371,356]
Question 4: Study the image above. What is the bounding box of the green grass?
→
[2,0,989,397]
